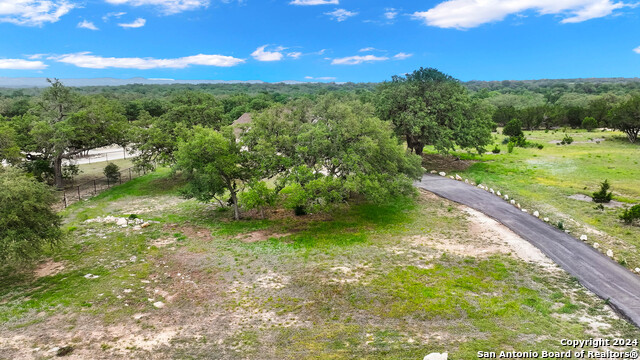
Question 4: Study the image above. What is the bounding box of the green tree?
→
[502,118,524,137]
[131,91,227,171]
[0,167,61,262]
[582,117,598,131]
[609,94,640,143]
[376,67,493,155]
[27,80,128,187]
[0,120,21,164]
[176,126,253,220]
[244,95,422,213]
[103,163,121,183]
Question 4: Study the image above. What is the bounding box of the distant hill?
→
[0,77,308,88]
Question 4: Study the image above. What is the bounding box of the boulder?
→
[510,200,516,205]
[533,211,540,218]
[465,179,469,184]
[455,174,462,181]
[141,222,151,228]
[439,172,446,177]
[635,268,640,274]
[497,191,501,196]
[543,217,549,222]
[593,242,600,249]
[579,235,588,241]
[430,170,437,174]
[116,217,128,227]
[504,195,509,200]
[606,249,614,258]
[490,188,495,194]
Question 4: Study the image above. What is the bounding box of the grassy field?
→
[425,129,640,273]
[1,168,639,359]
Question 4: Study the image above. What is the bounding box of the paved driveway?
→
[416,174,640,327]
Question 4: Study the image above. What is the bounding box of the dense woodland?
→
[2,69,640,261]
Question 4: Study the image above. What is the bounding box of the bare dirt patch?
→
[34,260,65,278]
[235,230,292,243]
[163,223,214,242]
[568,194,627,208]
[421,153,476,172]
[463,207,555,266]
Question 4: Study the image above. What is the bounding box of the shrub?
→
[537,144,544,150]
[510,134,528,147]
[104,163,120,183]
[560,134,574,145]
[582,117,598,132]
[592,180,613,203]
[492,145,501,154]
[507,142,515,153]
[239,181,277,218]
[620,205,640,224]
[0,168,61,262]
[503,119,523,138]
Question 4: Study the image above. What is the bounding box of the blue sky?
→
[0,0,639,82]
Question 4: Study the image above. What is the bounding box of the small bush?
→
[557,221,564,230]
[560,134,574,145]
[537,144,544,150]
[507,142,515,153]
[592,180,613,203]
[509,134,527,147]
[492,145,501,154]
[104,163,121,183]
[582,117,598,132]
[620,205,640,224]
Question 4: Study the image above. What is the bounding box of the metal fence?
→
[56,166,149,208]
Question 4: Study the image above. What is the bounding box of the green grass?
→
[434,129,640,271]
[1,168,639,359]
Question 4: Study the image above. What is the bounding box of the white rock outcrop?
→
[424,353,448,360]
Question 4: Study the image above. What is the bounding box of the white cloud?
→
[393,52,413,60]
[251,45,285,61]
[287,52,303,59]
[359,47,376,52]
[634,46,640,54]
[0,58,47,69]
[104,0,209,15]
[50,52,245,69]
[331,55,389,65]
[78,20,99,30]
[413,0,630,29]
[102,11,126,21]
[290,0,338,5]
[325,8,357,21]
[384,8,398,20]
[118,17,146,28]
[0,0,74,26]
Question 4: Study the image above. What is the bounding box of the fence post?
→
[77,186,81,200]
[129,168,132,181]
[107,178,110,188]
[63,191,67,208]
[119,174,122,185]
